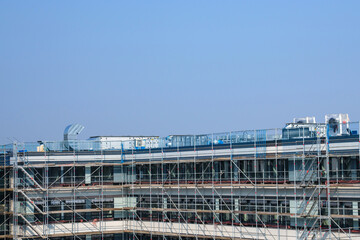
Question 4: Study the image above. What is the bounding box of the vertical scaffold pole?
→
[326,124,332,239]
[72,147,76,239]
[254,130,258,239]
[275,129,280,240]
[12,143,18,239]
[149,143,152,238]
[230,131,234,239]
[45,144,49,239]
[131,146,135,239]
[211,133,215,240]
[301,127,306,234]
[177,137,181,236]
[101,147,104,239]
[161,140,165,240]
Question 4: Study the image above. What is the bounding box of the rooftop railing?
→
[1,122,359,154]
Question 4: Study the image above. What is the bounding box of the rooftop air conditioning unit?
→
[325,114,350,136]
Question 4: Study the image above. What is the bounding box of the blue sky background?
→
[1,1,360,143]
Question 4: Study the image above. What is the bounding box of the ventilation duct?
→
[64,124,85,150]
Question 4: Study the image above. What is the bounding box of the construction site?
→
[1,113,360,240]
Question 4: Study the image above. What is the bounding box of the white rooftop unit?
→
[89,136,160,150]
[293,116,316,124]
[325,113,350,136]
[283,116,320,139]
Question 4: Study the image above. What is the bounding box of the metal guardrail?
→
[1,122,359,153]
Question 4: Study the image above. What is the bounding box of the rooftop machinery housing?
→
[1,113,360,240]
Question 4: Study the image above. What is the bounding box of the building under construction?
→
[1,113,360,240]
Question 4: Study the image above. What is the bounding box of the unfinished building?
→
[1,113,360,240]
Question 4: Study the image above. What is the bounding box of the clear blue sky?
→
[1,1,360,144]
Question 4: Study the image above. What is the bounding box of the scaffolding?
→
[1,121,360,240]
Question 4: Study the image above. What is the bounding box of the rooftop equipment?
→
[325,113,350,136]
[64,123,85,150]
[89,136,159,150]
[283,116,318,139]
[293,116,316,124]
